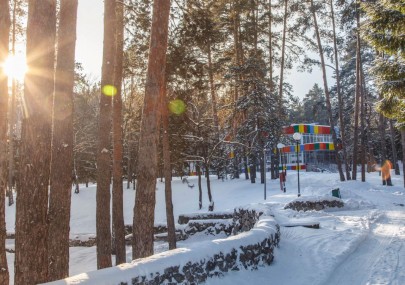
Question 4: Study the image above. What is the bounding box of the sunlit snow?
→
[5,165,405,285]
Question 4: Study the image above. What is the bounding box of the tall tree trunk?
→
[205,162,214,211]
[252,0,258,55]
[127,144,132,189]
[7,0,18,206]
[73,133,80,194]
[360,64,366,181]
[48,0,78,281]
[310,0,345,181]
[207,42,219,137]
[112,0,126,265]
[268,0,273,93]
[389,120,400,175]
[162,96,176,250]
[0,0,10,283]
[270,148,276,180]
[7,78,15,205]
[133,0,171,259]
[250,153,256,183]
[127,76,135,189]
[352,7,361,180]
[231,0,241,178]
[96,0,116,269]
[401,129,405,188]
[232,0,239,104]
[207,40,223,179]
[278,0,288,102]
[233,155,239,179]
[379,98,387,166]
[197,163,202,209]
[244,149,249,180]
[331,0,350,180]
[15,0,56,283]
[260,150,265,184]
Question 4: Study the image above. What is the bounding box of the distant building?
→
[279,123,337,171]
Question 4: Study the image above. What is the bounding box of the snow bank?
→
[42,213,279,285]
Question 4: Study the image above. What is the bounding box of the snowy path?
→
[326,209,405,285]
[207,178,405,285]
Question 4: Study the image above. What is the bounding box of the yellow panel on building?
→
[299,124,304,133]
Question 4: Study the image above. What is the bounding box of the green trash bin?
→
[331,188,341,198]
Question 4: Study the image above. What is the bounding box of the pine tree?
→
[161,95,176,250]
[309,0,345,181]
[302,84,328,124]
[112,0,126,265]
[362,0,405,186]
[7,0,27,206]
[96,0,116,269]
[48,0,78,280]
[15,0,56,283]
[133,0,171,259]
[0,0,10,283]
[362,0,404,60]
[330,0,351,180]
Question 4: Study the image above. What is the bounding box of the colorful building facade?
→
[279,124,336,171]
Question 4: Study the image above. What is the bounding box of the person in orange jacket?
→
[381,160,393,186]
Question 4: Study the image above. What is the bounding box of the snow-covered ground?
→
[5,168,405,285]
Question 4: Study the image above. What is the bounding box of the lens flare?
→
[2,54,28,80]
[102,85,117,96]
[168,99,186,115]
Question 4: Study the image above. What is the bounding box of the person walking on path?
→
[381,160,393,186]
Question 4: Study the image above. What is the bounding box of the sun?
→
[2,54,28,80]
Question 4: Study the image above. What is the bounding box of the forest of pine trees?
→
[0,0,403,283]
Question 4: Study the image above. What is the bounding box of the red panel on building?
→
[283,126,294,134]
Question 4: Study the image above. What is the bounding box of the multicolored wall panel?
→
[279,165,306,171]
[283,124,331,135]
[281,142,334,153]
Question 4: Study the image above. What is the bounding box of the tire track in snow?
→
[325,210,405,285]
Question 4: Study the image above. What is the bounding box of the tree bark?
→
[378,98,387,166]
[0,0,10,283]
[310,0,345,181]
[133,0,171,259]
[232,3,238,103]
[389,120,400,175]
[7,78,15,205]
[360,64,366,182]
[352,7,361,180]
[127,77,135,190]
[250,153,256,183]
[112,0,126,265]
[197,163,202,209]
[268,0,273,93]
[331,0,350,180]
[7,0,18,206]
[15,0,56,283]
[401,129,405,188]
[207,40,223,179]
[207,42,219,137]
[244,149,249,180]
[162,95,176,250]
[278,0,288,102]
[205,162,214,211]
[231,0,241,180]
[48,0,78,281]
[96,0,117,269]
